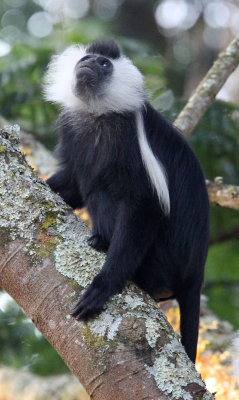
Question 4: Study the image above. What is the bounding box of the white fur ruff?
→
[43,44,145,114]
[43,45,87,110]
[136,111,170,215]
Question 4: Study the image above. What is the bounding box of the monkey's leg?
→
[47,169,84,209]
[71,201,159,319]
[86,193,116,252]
[177,285,201,364]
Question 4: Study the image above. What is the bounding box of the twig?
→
[206,180,239,211]
[174,35,239,137]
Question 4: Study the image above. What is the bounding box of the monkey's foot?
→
[87,234,109,252]
[70,273,110,320]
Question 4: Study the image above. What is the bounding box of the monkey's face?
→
[73,54,113,100]
[44,41,145,114]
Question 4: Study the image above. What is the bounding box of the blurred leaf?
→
[0,296,68,375]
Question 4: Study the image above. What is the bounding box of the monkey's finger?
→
[70,288,101,316]
[76,305,102,320]
[70,287,94,311]
[71,289,109,319]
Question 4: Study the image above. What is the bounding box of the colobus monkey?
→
[44,39,209,363]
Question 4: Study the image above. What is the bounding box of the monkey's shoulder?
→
[144,103,202,167]
[143,103,188,147]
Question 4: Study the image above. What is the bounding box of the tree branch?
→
[172,35,239,212]
[174,35,239,137]
[0,126,213,399]
[206,180,239,211]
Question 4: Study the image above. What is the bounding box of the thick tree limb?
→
[174,35,239,137]
[0,116,56,176]
[206,180,239,211]
[0,127,213,399]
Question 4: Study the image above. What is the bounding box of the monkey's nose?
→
[75,58,97,76]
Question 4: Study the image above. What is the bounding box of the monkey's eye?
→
[79,55,93,62]
[103,60,110,67]
[98,57,111,68]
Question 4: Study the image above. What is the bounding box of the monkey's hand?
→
[70,273,114,320]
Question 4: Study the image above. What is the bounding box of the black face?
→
[74,54,113,99]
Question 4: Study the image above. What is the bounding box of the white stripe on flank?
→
[136,111,170,215]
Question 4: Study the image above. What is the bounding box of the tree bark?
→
[0,116,56,176]
[174,35,239,137]
[0,127,213,399]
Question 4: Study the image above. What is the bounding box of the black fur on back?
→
[86,39,120,59]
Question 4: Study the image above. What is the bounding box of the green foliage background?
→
[0,0,238,376]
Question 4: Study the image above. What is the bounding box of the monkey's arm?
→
[47,169,84,210]
[71,200,158,319]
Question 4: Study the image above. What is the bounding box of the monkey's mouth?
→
[75,64,98,81]
[79,65,94,72]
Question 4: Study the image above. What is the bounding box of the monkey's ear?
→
[86,39,121,60]
[43,45,86,109]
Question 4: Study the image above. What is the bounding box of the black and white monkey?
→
[44,39,209,364]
